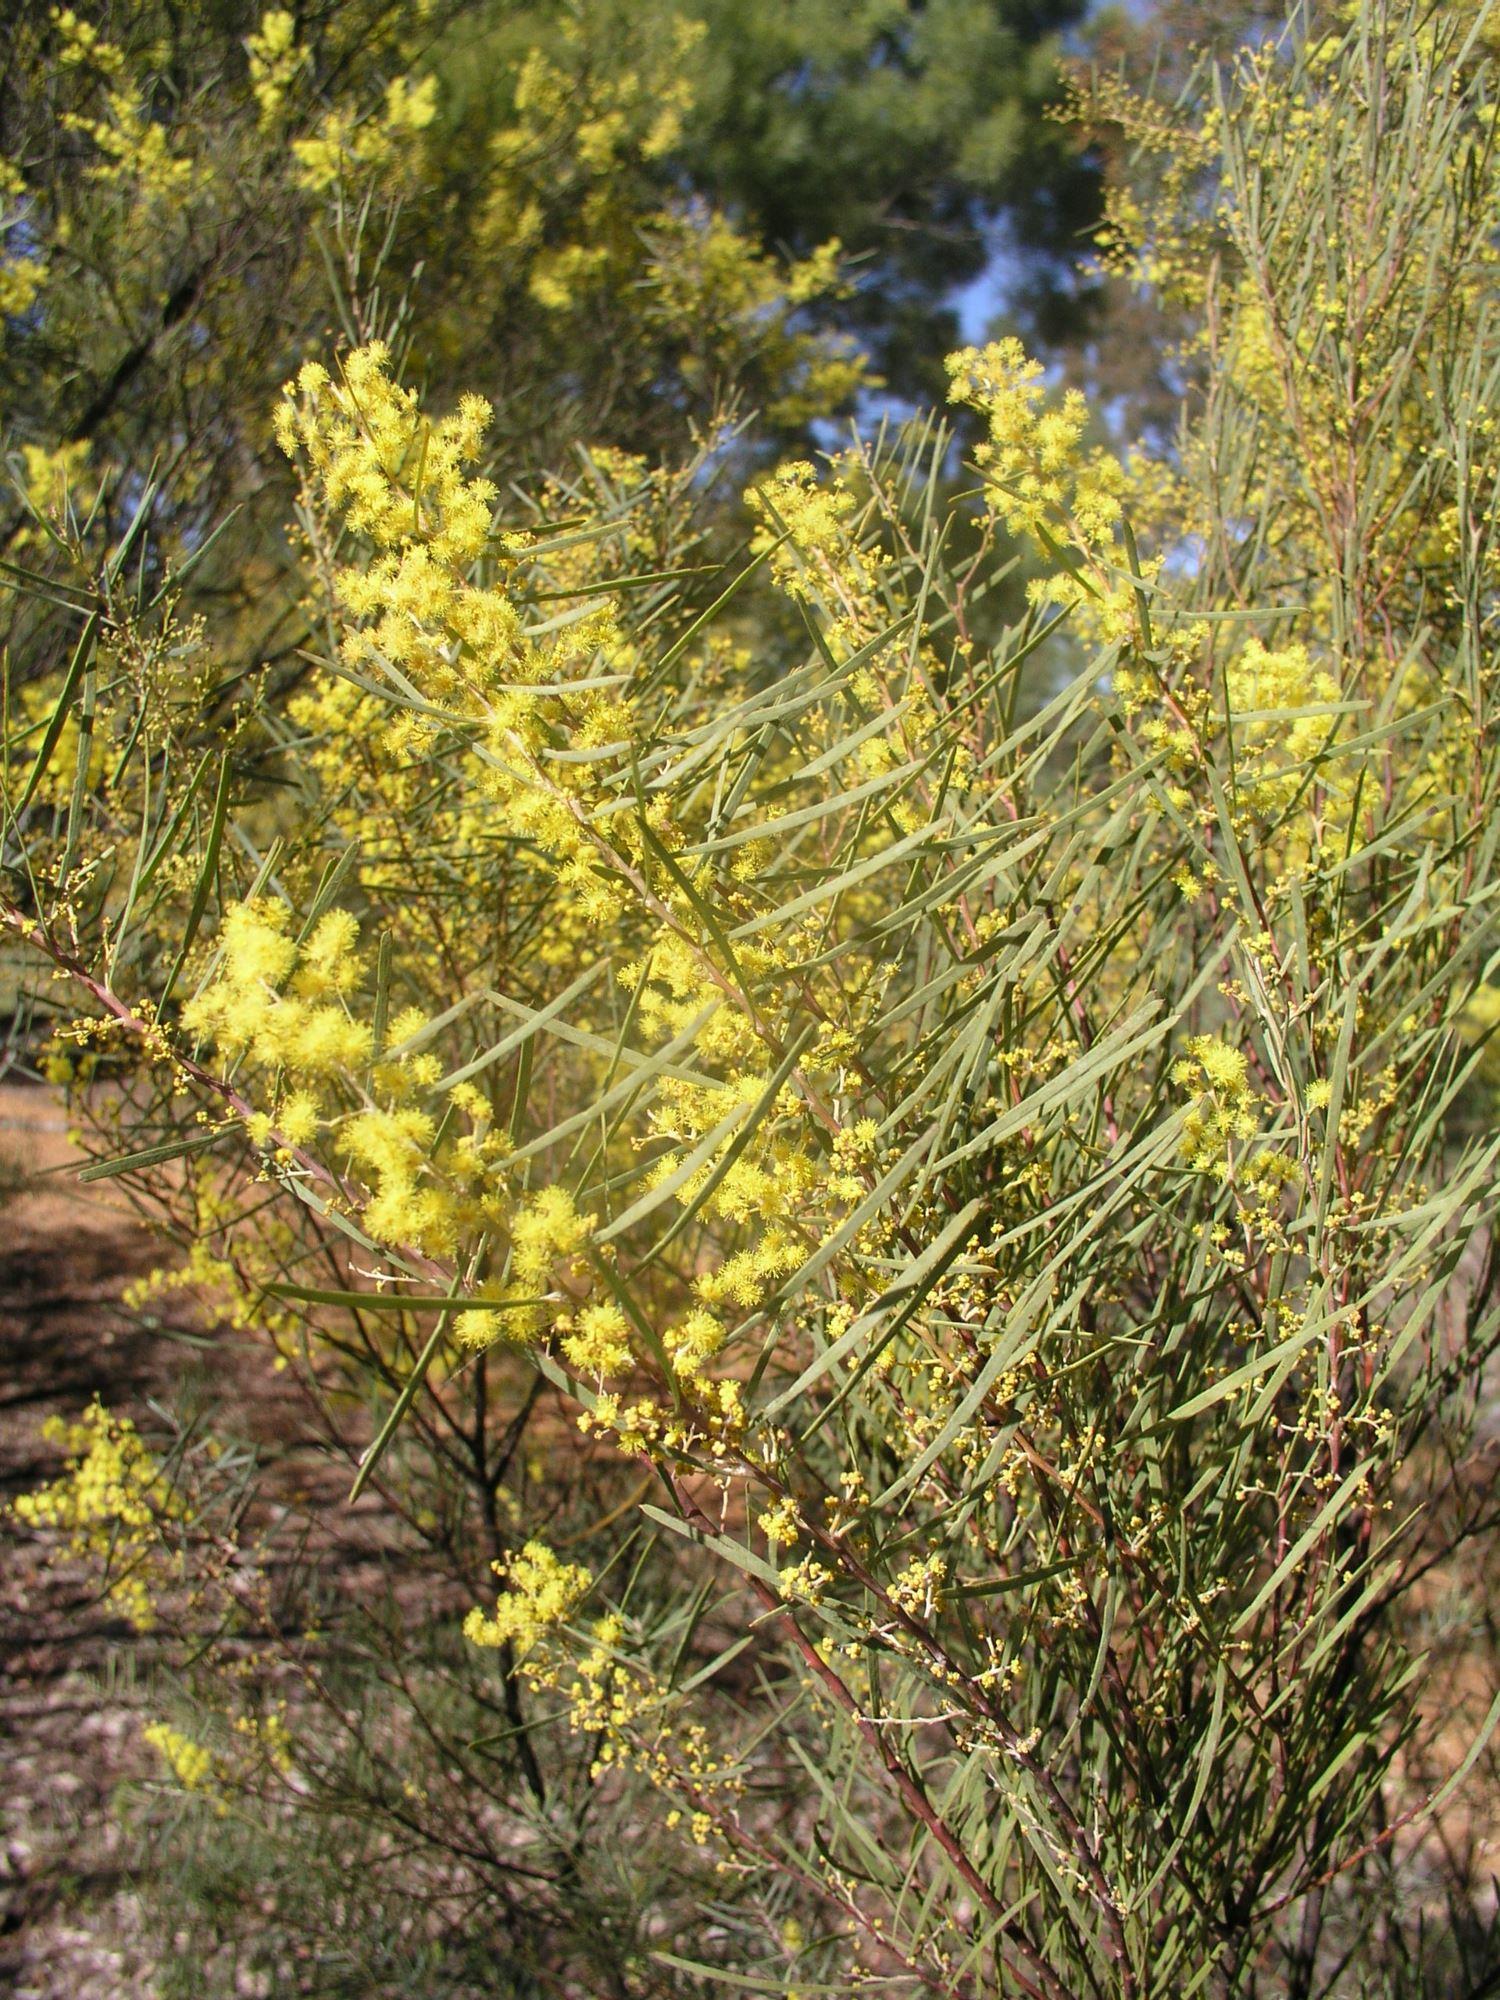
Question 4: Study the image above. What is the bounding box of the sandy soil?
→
[1,1086,159,1992]
[0,1082,314,1998]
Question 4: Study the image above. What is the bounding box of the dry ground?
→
[0,1080,195,1996]
[0,1081,364,1998]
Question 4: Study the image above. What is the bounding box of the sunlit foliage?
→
[6,3,1500,1994]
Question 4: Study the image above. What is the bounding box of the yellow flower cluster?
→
[457,1187,597,1347]
[511,1185,592,1294]
[471,12,861,422]
[182,893,502,1259]
[1061,66,1220,322]
[748,459,883,650]
[1172,1036,1262,1177]
[0,160,44,317]
[12,1403,181,1630]
[623,931,823,1291]
[127,1232,299,1352]
[182,900,370,1125]
[483,15,704,314]
[19,439,91,522]
[506,15,702,175]
[276,345,497,574]
[233,1705,296,1777]
[278,343,650,945]
[54,12,193,201]
[243,9,307,127]
[946,339,1148,647]
[291,73,438,195]
[143,1721,218,1791]
[473,1578,747,1844]
[561,1299,634,1379]
[889,1552,949,1618]
[52,6,123,73]
[342,1103,460,1257]
[1222,640,1343,820]
[646,212,865,429]
[463,1541,591,1656]
[778,1555,835,1605]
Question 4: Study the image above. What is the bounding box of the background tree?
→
[0,0,1099,678]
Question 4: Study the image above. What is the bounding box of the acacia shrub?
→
[6,3,1500,1994]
